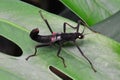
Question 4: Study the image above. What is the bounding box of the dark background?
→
[21,0,80,22]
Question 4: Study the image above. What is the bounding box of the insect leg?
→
[26,43,50,60]
[57,44,66,67]
[63,20,82,33]
[73,41,97,72]
[63,20,97,33]
[78,20,97,33]
[39,11,53,34]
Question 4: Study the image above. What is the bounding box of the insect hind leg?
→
[39,11,53,34]
[26,43,50,60]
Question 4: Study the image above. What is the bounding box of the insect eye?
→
[78,35,84,39]
[78,36,81,38]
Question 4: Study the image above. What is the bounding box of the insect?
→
[26,11,97,72]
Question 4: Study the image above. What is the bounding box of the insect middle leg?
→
[26,43,50,60]
[57,44,66,67]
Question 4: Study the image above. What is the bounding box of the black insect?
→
[26,11,97,72]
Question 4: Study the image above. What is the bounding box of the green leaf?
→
[92,11,120,42]
[0,0,120,80]
[60,0,120,26]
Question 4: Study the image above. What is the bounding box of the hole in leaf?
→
[0,35,23,56]
[49,66,73,80]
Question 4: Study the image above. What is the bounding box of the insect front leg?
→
[73,41,97,72]
[63,20,82,33]
[26,43,50,60]
[78,20,98,33]
[63,20,97,34]
[39,11,53,34]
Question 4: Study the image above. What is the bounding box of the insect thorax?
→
[51,33,61,42]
